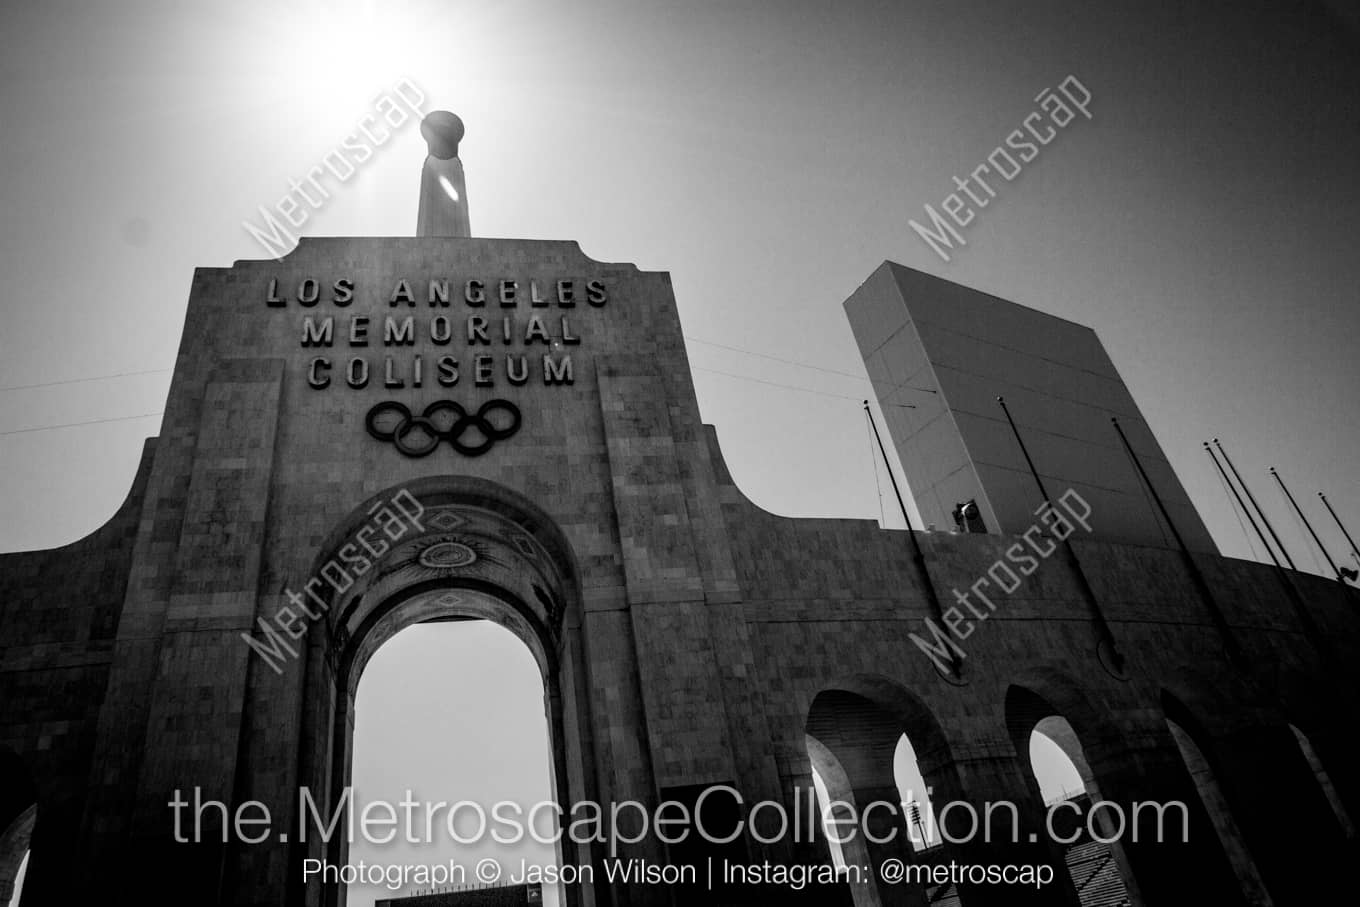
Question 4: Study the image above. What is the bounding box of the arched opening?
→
[1161,692,1272,907]
[0,808,33,907]
[805,679,956,907]
[1005,686,1138,907]
[0,750,36,907]
[292,480,588,907]
[808,733,941,871]
[346,619,560,907]
[1029,720,1084,803]
[1288,723,1356,839]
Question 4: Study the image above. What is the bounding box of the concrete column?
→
[772,752,855,907]
[83,359,285,904]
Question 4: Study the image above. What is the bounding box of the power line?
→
[5,349,916,430]
[684,336,870,381]
[0,412,163,437]
[693,366,917,408]
[685,335,938,401]
[0,339,924,403]
[8,369,902,433]
[0,367,171,392]
[0,339,920,399]
[691,367,864,402]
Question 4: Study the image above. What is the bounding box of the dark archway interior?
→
[0,750,36,907]
[1160,692,1272,907]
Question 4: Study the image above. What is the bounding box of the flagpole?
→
[1270,467,1344,582]
[1204,442,1282,570]
[1318,492,1360,564]
[1112,417,1244,670]
[995,397,1125,674]
[1214,439,1297,571]
[863,401,961,676]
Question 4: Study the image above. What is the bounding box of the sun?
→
[271,0,427,127]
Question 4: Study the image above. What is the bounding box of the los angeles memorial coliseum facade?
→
[1,113,1356,906]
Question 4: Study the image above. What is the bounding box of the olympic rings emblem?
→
[364,399,522,457]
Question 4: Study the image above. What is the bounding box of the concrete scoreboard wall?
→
[0,237,1356,907]
[846,261,1216,553]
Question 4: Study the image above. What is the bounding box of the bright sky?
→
[3,1,1358,903]
[3,0,1358,561]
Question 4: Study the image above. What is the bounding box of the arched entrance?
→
[0,749,35,907]
[804,677,959,907]
[1003,685,1139,907]
[1160,691,1272,907]
[290,477,591,907]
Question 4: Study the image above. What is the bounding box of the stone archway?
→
[803,676,962,907]
[1003,683,1139,907]
[288,477,592,907]
[1160,690,1272,907]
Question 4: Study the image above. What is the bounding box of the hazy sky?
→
[2,0,1358,563]
[3,1,1358,902]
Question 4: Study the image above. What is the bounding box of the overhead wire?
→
[0,367,171,392]
[0,340,924,432]
[0,412,164,437]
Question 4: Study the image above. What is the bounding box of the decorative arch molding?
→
[1157,664,1275,742]
[807,674,957,780]
[302,475,582,679]
[1000,667,1132,771]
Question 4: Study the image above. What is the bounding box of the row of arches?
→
[5,675,1350,907]
[3,473,1353,907]
[801,678,1356,907]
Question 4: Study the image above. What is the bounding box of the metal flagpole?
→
[1214,438,1297,571]
[996,397,1125,673]
[1204,442,1282,570]
[1270,467,1344,582]
[1112,417,1245,670]
[863,400,961,676]
[1318,492,1360,565]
